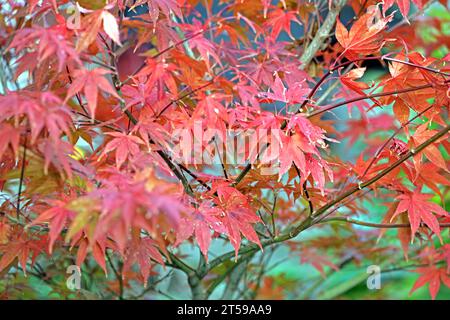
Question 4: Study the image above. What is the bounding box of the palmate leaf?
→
[101,132,146,169]
[335,8,393,60]
[75,9,122,52]
[0,91,73,144]
[122,235,165,286]
[8,23,81,72]
[0,124,20,160]
[28,199,75,254]
[410,266,450,300]
[264,7,302,40]
[383,0,412,19]
[65,68,121,119]
[132,0,183,23]
[206,182,263,259]
[0,234,47,275]
[391,188,449,242]
[175,210,214,261]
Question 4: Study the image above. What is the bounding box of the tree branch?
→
[361,104,435,178]
[311,124,450,222]
[318,216,450,229]
[16,133,27,219]
[299,0,347,69]
[106,250,124,300]
[208,124,450,271]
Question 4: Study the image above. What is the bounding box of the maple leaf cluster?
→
[0,0,449,300]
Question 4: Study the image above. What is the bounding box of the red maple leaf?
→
[0,91,73,144]
[300,247,339,278]
[122,235,165,286]
[133,0,183,24]
[412,123,449,173]
[175,209,215,261]
[8,24,80,72]
[0,124,20,160]
[391,189,448,242]
[259,73,309,105]
[208,182,262,258]
[28,198,75,254]
[410,266,450,299]
[101,132,146,169]
[0,234,47,275]
[65,68,121,118]
[265,8,301,40]
[335,8,393,60]
[340,67,370,96]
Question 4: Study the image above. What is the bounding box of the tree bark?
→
[299,0,346,69]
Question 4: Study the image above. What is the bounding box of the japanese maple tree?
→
[0,0,449,300]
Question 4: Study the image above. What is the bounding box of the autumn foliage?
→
[0,0,450,300]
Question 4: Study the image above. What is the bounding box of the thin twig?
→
[16,133,27,219]
[308,81,449,119]
[318,216,450,229]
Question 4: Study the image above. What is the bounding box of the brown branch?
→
[307,81,448,119]
[296,54,449,115]
[207,124,450,272]
[318,216,450,229]
[310,124,450,222]
[313,188,373,224]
